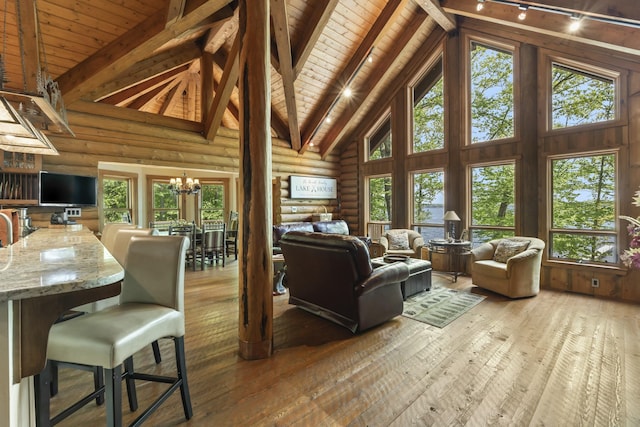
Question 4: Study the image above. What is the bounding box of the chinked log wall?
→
[27,101,340,232]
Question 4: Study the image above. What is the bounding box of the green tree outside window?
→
[470,42,514,143]
[551,154,616,263]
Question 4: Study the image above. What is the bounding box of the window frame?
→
[365,174,393,227]
[364,111,392,162]
[197,179,227,224]
[410,168,446,241]
[147,176,182,225]
[463,33,520,146]
[410,55,445,155]
[546,150,619,267]
[540,51,626,136]
[467,160,517,245]
[99,170,137,229]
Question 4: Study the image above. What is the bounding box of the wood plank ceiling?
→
[1,0,638,158]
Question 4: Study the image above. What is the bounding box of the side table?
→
[368,241,385,258]
[426,239,471,282]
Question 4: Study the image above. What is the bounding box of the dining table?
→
[0,225,124,427]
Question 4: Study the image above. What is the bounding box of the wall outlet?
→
[65,207,82,217]
[591,278,600,288]
[291,206,297,213]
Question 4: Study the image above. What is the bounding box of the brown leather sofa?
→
[273,219,350,253]
[279,231,410,333]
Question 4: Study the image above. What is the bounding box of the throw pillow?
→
[493,239,530,263]
[388,231,410,250]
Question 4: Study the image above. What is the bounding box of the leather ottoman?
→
[371,257,432,300]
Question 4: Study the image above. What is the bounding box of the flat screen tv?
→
[38,171,98,207]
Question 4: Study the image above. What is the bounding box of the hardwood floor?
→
[51,262,640,426]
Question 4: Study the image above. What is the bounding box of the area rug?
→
[402,286,486,328]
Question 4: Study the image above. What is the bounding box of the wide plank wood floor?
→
[51,261,640,426]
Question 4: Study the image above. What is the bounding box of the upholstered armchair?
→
[470,237,545,298]
[379,229,424,258]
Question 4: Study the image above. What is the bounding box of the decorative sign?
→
[289,175,337,199]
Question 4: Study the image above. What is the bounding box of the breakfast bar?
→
[0,226,124,427]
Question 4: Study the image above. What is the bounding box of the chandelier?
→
[0,0,74,156]
[169,173,201,195]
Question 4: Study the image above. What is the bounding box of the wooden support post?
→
[237,0,273,360]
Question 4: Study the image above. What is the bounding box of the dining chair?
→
[201,226,226,268]
[225,211,238,260]
[35,235,193,426]
[148,220,173,235]
[169,223,197,271]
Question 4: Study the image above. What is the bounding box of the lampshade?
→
[443,210,461,221]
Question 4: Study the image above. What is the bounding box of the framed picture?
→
[289,175,337,199]
[459,229,468,242]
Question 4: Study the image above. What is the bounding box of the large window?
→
[551,62,616,129]
[102,175,133,224]
[412,57,444,153]
[200,182,225,221]
[368,175,392,224]
[469,162,515,243]
[412,170,445,240]
[549,153,617,264]
[151,179,179,222]
[366,115,392,161]
[469,41,514,143]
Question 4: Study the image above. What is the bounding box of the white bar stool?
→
[35,235,193,426]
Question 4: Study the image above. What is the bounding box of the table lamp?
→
[443,210,461,241]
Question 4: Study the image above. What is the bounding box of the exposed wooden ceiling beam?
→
[165,0,187,26]
[57,0,232,105]
[157,81,183,116]
[100,65,189,106]
[292,0,340,79]
[201,52,214,122]
[320,9,433,158]
[271,0,301,150]
[413,0,457,32]
[203,7,239,54]
[89,43,202,102]
[205,32,240,141]
[300,0,410,154]
[125,82,171,110]
[442,0,640,56]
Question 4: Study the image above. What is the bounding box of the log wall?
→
[25,101,340,231]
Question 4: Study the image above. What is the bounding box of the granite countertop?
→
[0,226,124,302]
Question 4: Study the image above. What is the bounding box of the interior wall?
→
[25,102,341,232]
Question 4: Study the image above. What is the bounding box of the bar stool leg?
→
[34,361,52,427]
[152,340,162,364]
[123,357,138,412]
[105,366,123,427]
[175,337,193,420]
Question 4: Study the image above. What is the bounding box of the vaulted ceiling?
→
[1,0,638,158]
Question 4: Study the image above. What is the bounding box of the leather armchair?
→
[280,231,409,333]
[470,237,545,298]
[380,229,424,258]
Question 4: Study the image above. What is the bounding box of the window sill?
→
[543,259,628,276]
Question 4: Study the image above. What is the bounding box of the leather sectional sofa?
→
[279,231,410,333]
[273,219,351,253]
